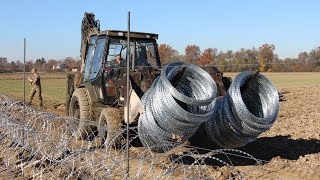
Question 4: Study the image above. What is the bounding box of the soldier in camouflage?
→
[27,68,43,108]
[110,54,124,75]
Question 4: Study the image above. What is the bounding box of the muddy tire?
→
[98,108,123,147]
[68,88,94,139]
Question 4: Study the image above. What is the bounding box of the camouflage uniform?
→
[109,58,125,78]
[28,72,43,107]
[108,58,125,99]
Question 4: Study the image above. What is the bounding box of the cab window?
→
[83,36,98,81]
[89,38,106,80]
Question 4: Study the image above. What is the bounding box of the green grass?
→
[224,72,320,89]
[0,78,66,106]
[1,72,320,107]
[0,72,70,108]
[0,72,68,80]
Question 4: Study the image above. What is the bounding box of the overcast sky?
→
[1,0,319,61]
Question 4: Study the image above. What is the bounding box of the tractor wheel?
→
[68,88,94,139]
[98,107,123,148]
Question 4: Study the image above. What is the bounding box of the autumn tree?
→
[309,46,320,71]
[45,59,59,71]
[258,44,275,72]
[293,52,309,71]
[283,58,298,72]
[35,58,46,71]
[185,45,200,64]
[10,62,17,72]
[158,44,179,65]
[64,57,80,70]
[234,48,251,71]
[0,57,8,72]
[15,60,24,72]
[215,51,227,72]
[245,48,259,71]
[199,48,217,65]
[270,55,286,72]
[225,50,235,71]
[25,60,34,72]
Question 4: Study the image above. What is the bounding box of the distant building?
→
[71,68,79,72]
[52,63,68,70]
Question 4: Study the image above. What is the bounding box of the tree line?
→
[0,57,79,73]
[159,44,320,72]
[1,44,320,73]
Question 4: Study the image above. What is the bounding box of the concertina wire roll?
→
[138,62,217,152]
[205,71,279,148]
[138,62,279,152]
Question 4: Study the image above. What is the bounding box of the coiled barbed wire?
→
[138,62,217,152]
[205,71,279,148]
[0,94,260,179]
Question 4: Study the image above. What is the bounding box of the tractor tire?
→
[98,107,123,147]
[68,88,94,139]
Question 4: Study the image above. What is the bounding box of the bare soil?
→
[235,85,320,179]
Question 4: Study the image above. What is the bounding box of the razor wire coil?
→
[205,71,279,148]
[138,62,218,152]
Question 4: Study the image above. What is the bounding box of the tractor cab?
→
[80,30,161,106]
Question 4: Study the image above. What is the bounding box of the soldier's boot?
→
[39,99,43,109]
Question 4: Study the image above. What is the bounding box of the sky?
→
[0,0,319,61]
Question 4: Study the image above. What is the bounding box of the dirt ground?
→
[234,85,320,179]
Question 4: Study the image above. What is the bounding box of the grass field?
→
[224,72,320,89]
[0,73,67,110]
[1,72,320,109]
